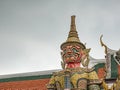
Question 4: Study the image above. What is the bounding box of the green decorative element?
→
[111,55,118,78]
[88,85,100,90]
[0,74,52,82]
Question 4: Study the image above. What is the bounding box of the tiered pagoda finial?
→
[67,15,79,42]
[61,15,86,49]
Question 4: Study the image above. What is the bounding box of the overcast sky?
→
[0,0,120,75]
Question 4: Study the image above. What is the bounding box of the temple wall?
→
[0,79,50,90]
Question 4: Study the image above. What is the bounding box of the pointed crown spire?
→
[61,15,86,49]
[67,15,80,42]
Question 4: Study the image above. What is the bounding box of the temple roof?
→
[0,69,60,82]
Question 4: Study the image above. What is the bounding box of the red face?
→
[61,45,82,63]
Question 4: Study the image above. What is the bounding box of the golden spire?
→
[67,15,80,42]
[61,15,85,49]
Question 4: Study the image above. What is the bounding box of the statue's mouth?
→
[63,53,81,63]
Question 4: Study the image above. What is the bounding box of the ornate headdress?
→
[60,15,86,50]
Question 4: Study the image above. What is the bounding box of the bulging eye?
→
[64,49,67,53]
[72,48,78,52]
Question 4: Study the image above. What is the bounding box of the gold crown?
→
[60,15,85,49]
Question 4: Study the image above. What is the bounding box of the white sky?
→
[0,0,120,75]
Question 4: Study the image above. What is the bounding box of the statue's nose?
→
[67,49,72,53]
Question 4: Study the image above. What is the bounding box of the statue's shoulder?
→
[52,69,71,76]
[77,67,95,73]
